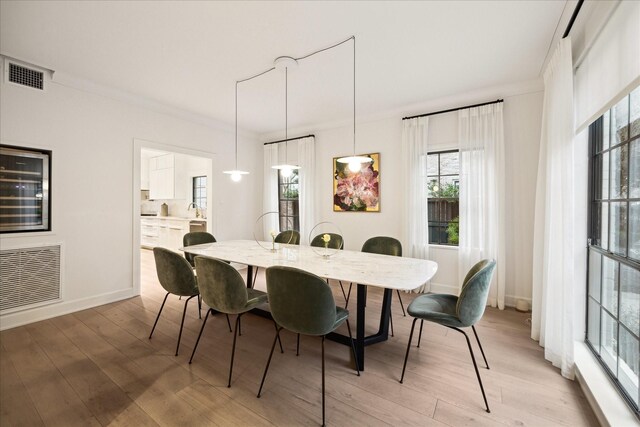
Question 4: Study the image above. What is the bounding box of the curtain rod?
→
[402,99,503,121]
[263,134,315,146]
[562,0,584,38]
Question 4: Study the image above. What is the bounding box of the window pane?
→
[603,111,611,151]
[588,298,601,352]
[612,96,629,144]
[631,140,640,199]
[610,202,628,256]
[602,202,609,251]
[601,310,618,374]
[631,86,640,138]
[620,264,640,336]
[588,250,602,302]
[427,178,438,198]
[610,145,628,199]
[427,154,438,175]
[618,328,639,407]
[440,152,459,175]
[630,201,640,261]
[602,256,618,316]
[601,152,610,200]
[440,175,460,198]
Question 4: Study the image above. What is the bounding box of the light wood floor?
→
[0,249,598,426]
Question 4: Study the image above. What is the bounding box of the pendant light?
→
[337,36,372,172]
[271,56,300,177]
[223,81,250,182]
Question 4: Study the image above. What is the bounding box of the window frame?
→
[586,90,640,417]
[427,149,460,246]
[192,175,207,211]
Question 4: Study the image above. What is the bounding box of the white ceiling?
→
[0,1,566,135]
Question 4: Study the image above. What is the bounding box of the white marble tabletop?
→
[181,240,438,291]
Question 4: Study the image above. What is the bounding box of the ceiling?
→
[0,1,566,136]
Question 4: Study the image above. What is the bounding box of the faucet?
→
[187,202,201,218]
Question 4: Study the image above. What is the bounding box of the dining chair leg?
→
[238,315,242,336]
[228,314,242,387]
[189,308,212,363]
[345,283,353,309]
[149,292,169,339]
[339,281,348,303]
[417,319,424,348]
[197,295,202,319]
[345,319,360,376]
[472,325,490,369]
[273,321,284,354]
[396,290,406,316]
[257,327,282,398]
[176,295,197,356]
[449,326,490,413]
[389,308,394,337]
[321,335,326,427]
[296,333,300,356]
[252,267,259,288]
[225,314,232,332]
[400,317,418,383]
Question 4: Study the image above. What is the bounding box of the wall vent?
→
[0,245,61,312]
[7,62,44,90]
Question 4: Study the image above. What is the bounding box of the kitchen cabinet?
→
[140,217,190,252]
[148,154,187,200]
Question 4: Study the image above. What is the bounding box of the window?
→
[586,86,640,415]
[278,169,299,232]
[192,176,207,211]
[427,150,459,245]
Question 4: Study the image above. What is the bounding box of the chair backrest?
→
[275,230,300,245]
[183,232,217,266]
[310,233,344,250]
[266,266,337,336]
[361,236,402,257]
[153,247,199,296]
[456,259,497,326]
[194,257,249,314]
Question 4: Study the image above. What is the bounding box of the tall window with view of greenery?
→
[278,169,299,232]
[586,86,639,415]
[427,150,459,245]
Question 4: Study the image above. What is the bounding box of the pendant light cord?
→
[235,81,238,170]
[353,36,356,156]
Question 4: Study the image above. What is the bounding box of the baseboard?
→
[0,288,137,331]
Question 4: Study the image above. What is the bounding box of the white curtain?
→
[402,117,430,293]
[297,136,317,245]
[262,143,280,240]
[458,103,506,309]
[531,38,579,379]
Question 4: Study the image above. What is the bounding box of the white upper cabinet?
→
[149,154,187,200]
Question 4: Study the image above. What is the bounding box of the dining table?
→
[181,239,438,370]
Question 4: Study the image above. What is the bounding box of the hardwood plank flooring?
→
[0,248,598,426]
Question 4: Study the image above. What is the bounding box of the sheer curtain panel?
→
[262,144,280,240]
[402,117,430,292]
[297,136,317,245]
[531,38,581,379]
[402,117,430,293]
[458,103,506,309]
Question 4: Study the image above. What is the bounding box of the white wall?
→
[0,71,262,329]
[267,86,544,306]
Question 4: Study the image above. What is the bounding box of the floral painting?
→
[333,153,380,212]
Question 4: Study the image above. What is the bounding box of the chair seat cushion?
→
[243,288,268,312]
[407,294,463,328]
[333,307,349,330]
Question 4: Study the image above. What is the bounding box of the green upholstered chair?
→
[189,256,281,387]
[310,233,351,304]
[252,229,301,285]
[183,232,216,267]
[149,247,202,356]
[360,236,407,336]
[258,266,360,427]
[275,229,300,245]
[400,259,496,413]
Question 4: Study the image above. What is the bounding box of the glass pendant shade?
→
[223,169,249,182]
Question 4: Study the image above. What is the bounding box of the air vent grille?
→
[8,62,44,90]
[0,245,61,312]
